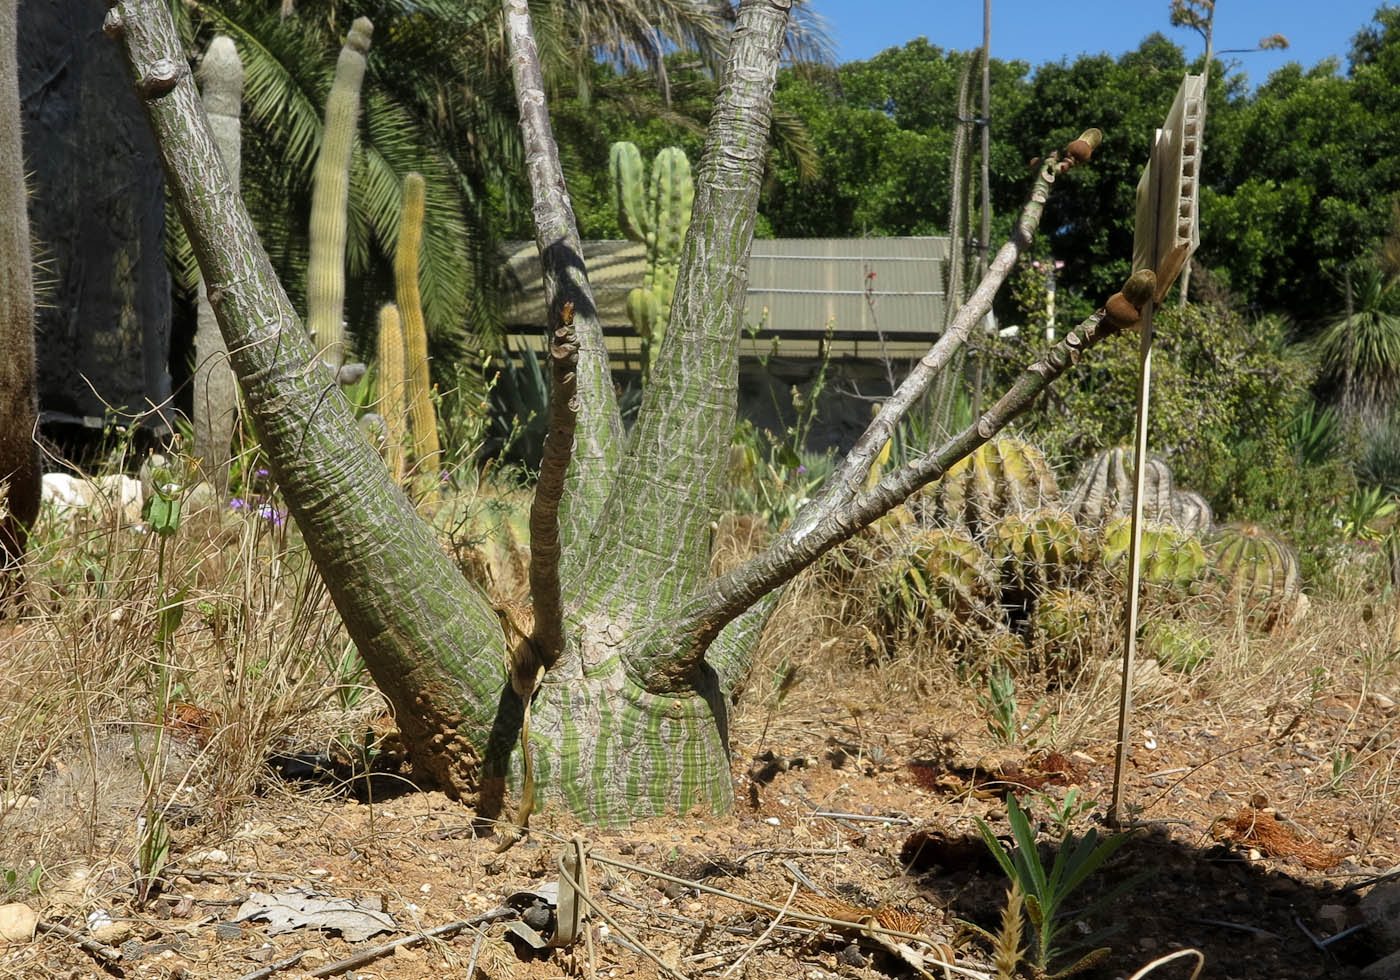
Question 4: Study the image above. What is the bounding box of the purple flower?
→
[229,497,247,511]
[255,503,288,527]
[796,465,807,474]
[255,467,270,478]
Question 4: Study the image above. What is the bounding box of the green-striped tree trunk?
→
[110,0,1139,826]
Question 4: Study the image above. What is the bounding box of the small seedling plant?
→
[971,794,1137,978]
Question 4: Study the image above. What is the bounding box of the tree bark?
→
[0,0,39,596]
[107,0,511,803]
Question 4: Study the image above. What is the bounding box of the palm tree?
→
[1315,263,1400,426]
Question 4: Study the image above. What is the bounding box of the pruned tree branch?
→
[643,268,1155,681]
[525,302,580,677]
[503,0,621,549]
[797,133,1101,539]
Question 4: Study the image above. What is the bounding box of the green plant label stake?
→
[1110,73,1204,828]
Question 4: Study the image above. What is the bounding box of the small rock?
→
[1362,881,1400,952]
[214,922,243,941]
[522,903,552,932]
[1316,904,1350,933]
[0,902,38,942]
[662,882,685,901]
[91,921,132,945]
[837,943,867,968]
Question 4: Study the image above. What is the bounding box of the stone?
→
[0,903,38,943]
[1363,881,1400,953]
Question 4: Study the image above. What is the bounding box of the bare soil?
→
[3,625,1396,980]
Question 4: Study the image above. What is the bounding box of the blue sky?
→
[811,0,1390,85]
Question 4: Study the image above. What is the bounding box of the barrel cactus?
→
[1170,489,1214,536]
[1031,587,1107,676]
[1143,620,1211,673]
[879,527,1000,639]
[1067,446,1174,527]
[610,141,693,381]
[920,436,1059,535]
[1101,517,1209,593]
[987,507,1093,593]
[1208,523,1304,629]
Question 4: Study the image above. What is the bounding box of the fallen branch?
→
[35,919,124,967]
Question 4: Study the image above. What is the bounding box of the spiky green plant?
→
[1208,523,1304,630]
[920,436,1059,536]
[987,507,1093,594]
[1100,517,1208,593]
[1315,264,1400,424]
[1143,619,1211,673]
[1031,587,1106,677]
[610,141,694,381]
[395,172,441,501]
[306,16,372,372]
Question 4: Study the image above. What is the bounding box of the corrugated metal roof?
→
[503,237,949,339]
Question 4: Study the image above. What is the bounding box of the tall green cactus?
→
[376,303,407,483]
[395,172,441,502]
[306,16,372,373]
[193,34,242,493]
[609,141,693,381]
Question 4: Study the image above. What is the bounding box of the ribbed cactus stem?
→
[306,15,371,373]
[376,303,407,483]
[396,172,441,502]
[609,141,693,381]
[193,34,242,493]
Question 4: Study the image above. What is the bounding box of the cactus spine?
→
[609,141,693,381]
[376,303,407,483]
[1208,523,1303,629]
[193,35,243,493]
[988,507,1092,592]
[306,16,372,373]
[396,172,441,502]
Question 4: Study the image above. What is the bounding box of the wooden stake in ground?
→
[1109,73,1204,828]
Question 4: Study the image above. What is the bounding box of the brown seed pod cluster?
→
[1102,268,1157,331]
[1060,128,1103,172]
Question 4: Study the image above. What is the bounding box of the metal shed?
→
[502,237,950,369]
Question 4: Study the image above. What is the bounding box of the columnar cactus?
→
[609,141,693,381]
[306,16,372,373]
[375,303,407,483]
[193,34,242,493]
[920,435,1059,535]
[1208,523,1304,629]
[395,172,441,501]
